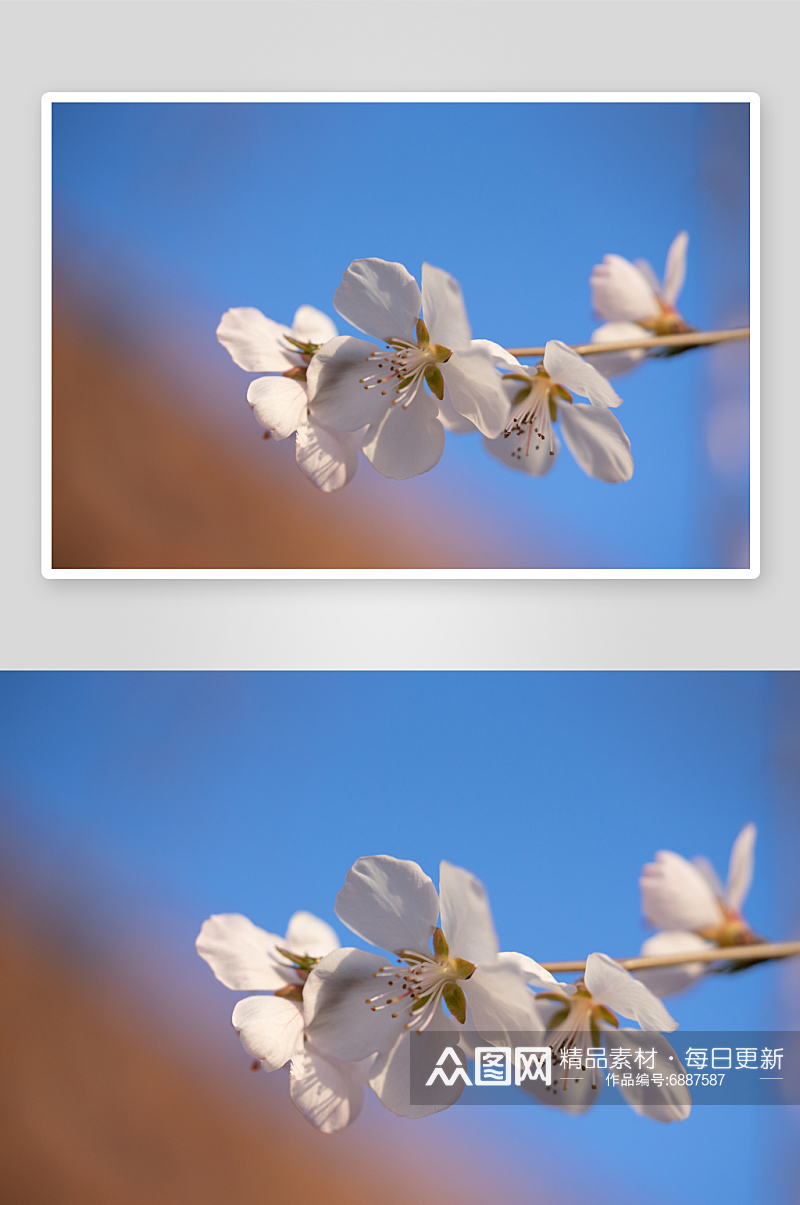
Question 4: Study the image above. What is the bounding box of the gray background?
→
[3,1,794,669]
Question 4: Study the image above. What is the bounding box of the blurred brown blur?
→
[0,903,494,1205]
[51,306,509,570]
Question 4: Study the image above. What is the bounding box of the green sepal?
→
[424,366,445,401]
[548,397,558,424]
[503,372,533,383]
[396,374,415,391]
[284,334,320,356]
[443,983,467,1024]
[432,926,449,959]
[411,992,432,1013]
[416,318,430,345]
[275,947,320,973]
[553,385,572,403]
[511,385,532,407]
[274,983,304,1002]
[432,344,452,364]
[547,1007,571,1029]
[537,992,569,1003]
[282,365,308,382]
[591,1021,601,1048]
[453,958,475,980]
[595,1006,618,1028]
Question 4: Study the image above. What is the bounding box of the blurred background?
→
[50,100,751,570]
[0,670,796,1204]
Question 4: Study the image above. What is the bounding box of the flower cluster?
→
[216,234,691,492]
[196,824,760,1136]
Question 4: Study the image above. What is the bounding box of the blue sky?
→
[51,100,750,568]
[0,671,785,1204]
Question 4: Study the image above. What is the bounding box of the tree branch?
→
[506,327,750,359]
[540,939,800,974]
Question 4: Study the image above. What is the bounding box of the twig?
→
[540,940,800,974]
[506,327,750,359]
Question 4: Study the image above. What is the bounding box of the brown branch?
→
[540,940,800,974]
[506,327,750,359]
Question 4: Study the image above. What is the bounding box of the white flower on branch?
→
[303,856,547,1119]
[636,823,759,997]
[523,953,690,1123]
[307,259,511,480]
[483,341,633,483]
[196,910,371,1133]
[588,232,690,378]
[217,305,364,492]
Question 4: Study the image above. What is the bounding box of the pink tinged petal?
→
[295,415,360,493]
[634,931,714,998]
[662,231,689,306]
[726,823,757,912]
[615,1029,691,1122]
[640,850,722,931]
[283,910,340,959]
[231,995,305,1070]
[438,861,498,965]
[441,346,511,438]
[305,336,384,431]
[558,402,633,483]
[303,947,408,1062]
[420,262,472,350]
[246,376,308,440]
[361,393,445,481]
[498,951,577,995]
[463,962,545,1044]
[590,254,660,323]
[216,307,296,372]
[333,258,421,343]
[291,305,338,346]
[437,380,478,433]
[335,855,440,953]
[584,954,678,1032]
[585,322,648,380]
[195,913,292,991]
[289,1044,364,1134]
[368,1021,463,1119]
[543,341,623,409]
[483,428,560,477]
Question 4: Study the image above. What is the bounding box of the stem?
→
[506,327,750,359]
[540,940,800,974]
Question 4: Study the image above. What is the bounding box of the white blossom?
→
[636,823,758,997]
[483,341,633,482]
[303,856,546,1118]
[217,305,363,492]
[522,953,690,1123]
[307,260,511,480]
[196,910,370,1133]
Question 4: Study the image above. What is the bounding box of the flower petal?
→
[291,305,338,346]
[303,947,408,1061]
[289,1043,365,1133]
[333,258,421,343]
[442,346,511,437]
[558,402,633,483]
[335,855,440,954]
[368,1020,463,1119]
[518,1047,602,1114]
[246,376,308,440]
[640,850,722,931]
[361,392,445,480]
[726,823,757,912]
[585,322,648,379]
[437,380,477,433]
[216,307,296,372]
[584,954,678,1031]
[498,951,577,995]
[463,962,544,1044]
[283,910,340,959]
[306,336,385,431]
[634,931,714,998]
[295,414,361,493]
[231,995,305,1070]
[470,339,522,372]
[483,428,560,476]
[438,861,498,965]
[662,232,689,306]
[543,342,623,409]
[590,254,659,323]
[615,1029,691,1121]
[195,913,292,991]
[420,262,472,351]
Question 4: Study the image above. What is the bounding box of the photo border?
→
[41,91,760,581]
